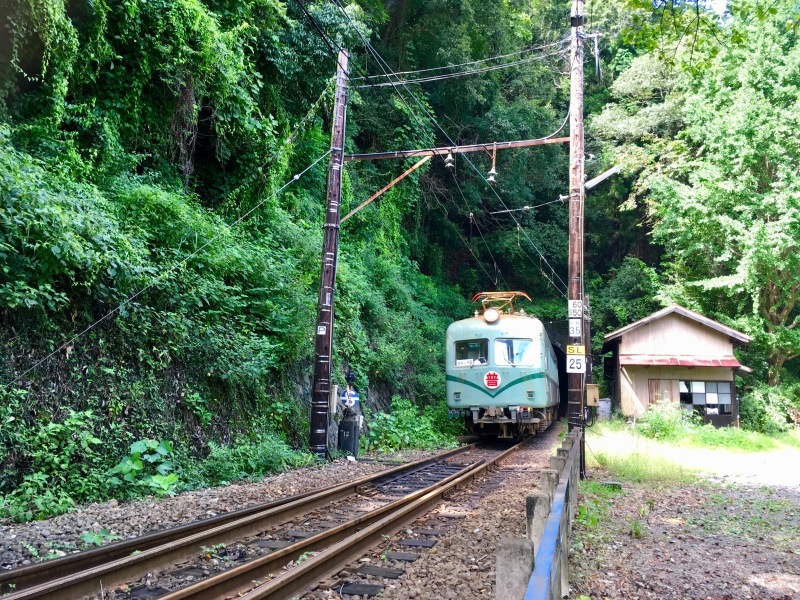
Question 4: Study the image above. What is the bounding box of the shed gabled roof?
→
[602,304,751,352]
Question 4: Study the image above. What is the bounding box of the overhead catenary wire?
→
[353,37,570,80]
[489,196,566,215]
[293,0,519,291]
[354,50,569,88]
[294,0,568,296]
[426,190,501,290]
[448,173,510,291]
[328,0,569,297]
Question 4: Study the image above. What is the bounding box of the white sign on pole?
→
[566,354,585,374]
[568,299,582,318]
[568,318,582,337]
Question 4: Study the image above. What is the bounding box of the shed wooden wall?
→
[620,313,733,358]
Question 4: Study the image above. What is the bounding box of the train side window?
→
[494,338,537,366]
[455,339,488,366]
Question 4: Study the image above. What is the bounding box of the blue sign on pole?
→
[340,387,359,408]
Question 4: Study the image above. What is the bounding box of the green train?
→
[446,292,560,438]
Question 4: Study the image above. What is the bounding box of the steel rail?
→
[1,487,336,593]
[169,440,528,600]
[2,444,476,599]
[159,460,484,600]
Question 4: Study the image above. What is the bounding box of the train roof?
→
[447,313,546,336]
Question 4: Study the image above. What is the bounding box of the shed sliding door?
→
[648,379,677,407]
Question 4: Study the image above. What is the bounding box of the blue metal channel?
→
[524,438,580,600]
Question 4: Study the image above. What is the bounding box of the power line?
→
[294,0,516,290]
[448,172,510,290]
[425,189,500,290]
[328,0,568,297]
[354,38,569,80]
[355,49,569,88]
[489,196,566,215]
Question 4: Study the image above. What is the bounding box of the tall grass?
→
[586,410,800,486]
[587,448,698,484]
[634,403,800,452]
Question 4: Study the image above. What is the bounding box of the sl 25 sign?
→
[566,345,585,374]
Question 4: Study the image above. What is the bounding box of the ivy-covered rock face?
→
[0,0,477,519]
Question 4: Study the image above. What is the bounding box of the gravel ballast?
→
[0,455,426,571]
[305,424,564,599]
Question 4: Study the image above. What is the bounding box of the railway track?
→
[0,443,522,600]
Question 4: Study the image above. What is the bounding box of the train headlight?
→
[483,307,499,323]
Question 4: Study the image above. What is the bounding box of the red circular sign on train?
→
[484,371,501,389]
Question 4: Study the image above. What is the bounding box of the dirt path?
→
[569,469,800,599]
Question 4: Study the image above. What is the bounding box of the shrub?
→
[739,384,797,435]
[422,401,468,438]
[637,401,692,440]
[0,392,109,520]
[107,439,180,497]
[200,432,314,485]
[362,396,455,452]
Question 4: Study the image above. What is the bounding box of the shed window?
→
[680,380,733,415]
[494,338,537,366]
[455,339,488,367]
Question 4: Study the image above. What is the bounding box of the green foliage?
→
[362,397,455,452]
[184,393,213,428]
[589,450,698,484]
[422,402,468,438]
[576,480,623,530]
[636,400,798,451]
[0,473,76,522]
[80,529,122,547]
[12,0,799,525]
[199,432,315,485]
[0,388,109,520]
[637,402,691,440]
[107,439,180,497]
[591,257,662,334]
[739,384,797,435]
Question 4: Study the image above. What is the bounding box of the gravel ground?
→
[305,423,565,600]
[0,451,438,571]
[0,433,566,598]
[569,470,800,600]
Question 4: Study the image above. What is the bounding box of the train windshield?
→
[455,339,488,366]
[494,338,538,367]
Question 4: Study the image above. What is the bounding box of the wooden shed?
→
[601,305,751,427]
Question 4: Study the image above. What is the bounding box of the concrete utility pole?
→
[566,0,586,478]
[310,50,349,458]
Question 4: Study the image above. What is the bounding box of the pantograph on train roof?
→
[471,291,532,313]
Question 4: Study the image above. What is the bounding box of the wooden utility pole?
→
[310,49,349,458]
[567,0,586,478]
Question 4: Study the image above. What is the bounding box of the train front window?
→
[494,338,537,366]
[455,339,488,366]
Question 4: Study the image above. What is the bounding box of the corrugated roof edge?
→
[601,304,752,352]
